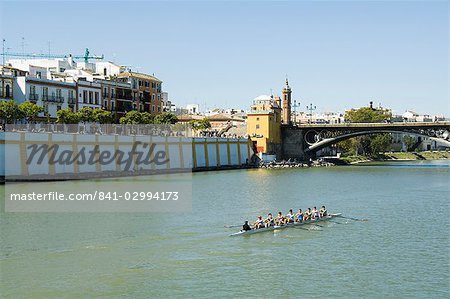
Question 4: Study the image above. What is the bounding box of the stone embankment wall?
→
[0,132,253,181]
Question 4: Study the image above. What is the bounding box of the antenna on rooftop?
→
[2,38,5,66]
[21,37,25,56]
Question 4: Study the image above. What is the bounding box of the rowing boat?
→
[229,213,342,236]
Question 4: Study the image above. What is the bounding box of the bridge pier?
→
[281,126,308,160]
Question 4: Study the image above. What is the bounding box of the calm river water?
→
[1,160,449,298]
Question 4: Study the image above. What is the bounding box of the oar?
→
[295,226,322,231]
[224,224,241,228]
[311,221,324,227]
[337,215,368,222]
[328,220,344,224]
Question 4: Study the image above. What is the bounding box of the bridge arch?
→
[306,129,450,153]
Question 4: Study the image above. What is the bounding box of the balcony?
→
[116,93,133,101]
[42,95,64,103]
[28,94,39,103]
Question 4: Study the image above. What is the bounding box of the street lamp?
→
[306,103,316,124]
[292,100,300,125]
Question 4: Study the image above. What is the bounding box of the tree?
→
[338,106,393,156]
[369,133,393,155]
[56,108,80,124]
[18,102,44,123]
[0,100,23,124]
[92,109,113,124]
[154,112,178,124]
[403,135,417,152]
[119,111,153,124]
[140,112,154,124]
[78,107,95,123]
[189,118,211,131]
[345,107,392,123]
[337,138,358,156]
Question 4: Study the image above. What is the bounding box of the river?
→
[1,160,449,298]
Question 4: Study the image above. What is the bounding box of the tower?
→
[282,78,292,125]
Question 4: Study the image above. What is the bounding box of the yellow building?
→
[247,94,282,154]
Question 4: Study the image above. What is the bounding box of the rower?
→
[265,213,275,228]
[242,221,252,231]
[295,209,304,222]
[285,209,294,224]
[304,208,312,221]
[254,216,265,229]
[312,206,319,220]
[320,205,328,217]
[275,212,285,226]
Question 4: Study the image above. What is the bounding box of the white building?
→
[7,57,75,79]
[186,104,200,115]
[402,110,434,122]
[94,61,124,78]
[0,67,18,101]
[13,76,76,118]
[76,80,102,110]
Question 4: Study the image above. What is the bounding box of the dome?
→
[253,95,272,102]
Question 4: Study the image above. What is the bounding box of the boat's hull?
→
[229,213,341,236]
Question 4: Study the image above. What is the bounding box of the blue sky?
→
[1,1,449,115]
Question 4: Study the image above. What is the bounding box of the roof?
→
[207,113,233,121]
[254,95,272,102]
[207,113,246,122]
[177,114,204,122]
[117,71,162,83]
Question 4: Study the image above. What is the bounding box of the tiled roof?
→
[117,71,162,83]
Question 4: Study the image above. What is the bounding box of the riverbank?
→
[339,151,450,164]
[258,159,335,169]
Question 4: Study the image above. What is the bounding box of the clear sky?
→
[1,1,449,115]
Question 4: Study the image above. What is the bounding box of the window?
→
[152,94,155,101]
[56,89,62,98]
[83,90,88,103]
[152,105,155,112]
[111,102,115,110]
[158,106,161,112]
[59,68,65,72]
[42,87,48,100]
[30,85,36,95]
[89,91,93,104]
[256,124,260,129]
[57,105,62,111]
[103,68,107,76]
[104,100,107,108]
[36,71,42,79]
[94,92,99,105]
[68,90,74,99]
[5,85,11,98]
[256,117,259,121]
